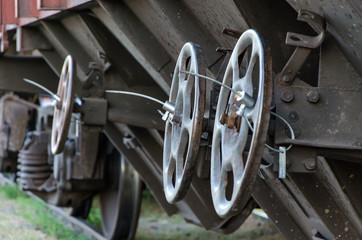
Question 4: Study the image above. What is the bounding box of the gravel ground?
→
[135,198,284,240]
[136,215,283,240]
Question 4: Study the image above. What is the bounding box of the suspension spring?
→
[17,131,52,190]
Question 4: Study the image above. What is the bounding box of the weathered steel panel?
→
[1,0,18,24]
[38,0,66,10]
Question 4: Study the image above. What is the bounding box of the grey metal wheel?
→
[51,55,75,155]
[70,197,93,220]
[99,149,142,240]
[211,29,272,218]
[163,42,206,203]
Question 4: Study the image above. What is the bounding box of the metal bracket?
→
[279,10,326,85]
[83,62,105,98]
[123,136,140,150]
[81,98,107,126]
[222,27,242,39]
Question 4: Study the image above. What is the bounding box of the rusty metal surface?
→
[284,0,362,77]
[0,93,37,172]
[0,1,18,24]
[0,0,361,238]
[17,131,56,192]
[279,10,326,85]
[276,38,362,150]
[38,0,66,10]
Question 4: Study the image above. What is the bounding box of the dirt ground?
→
[135,198,284,240]
[0,194,283,240]
[137,214,283,240]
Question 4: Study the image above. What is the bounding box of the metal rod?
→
[241,111,295,153]
[105,90,165,106]
[179,70,241,97]
[23,78,60,102]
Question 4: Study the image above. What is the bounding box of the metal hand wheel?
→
[211,29,272,218]
[51,55,75,154]
[163,42,206,203]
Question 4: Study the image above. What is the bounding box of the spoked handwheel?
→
[163,42,206,203]
[99,149,142,240]
[51,55,75,154]
[211,29,272,218]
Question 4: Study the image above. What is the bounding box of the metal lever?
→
[279,146,287,179]
[279,9,326,85]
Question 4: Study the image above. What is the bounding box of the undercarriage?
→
[0,0,361,239]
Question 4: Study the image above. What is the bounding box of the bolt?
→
[280,75,291,84]
[281,89,294,103]
[55,100,62,110]
[307,91,320,103]
[304,158,317,170]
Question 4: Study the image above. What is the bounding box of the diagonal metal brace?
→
[279,10,326,85]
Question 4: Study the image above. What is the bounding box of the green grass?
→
[86,196,102,230]
[0,185,281,240]
[0,184,89,240]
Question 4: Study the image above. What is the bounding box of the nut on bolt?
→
[281,89,294,103]
[280,75,291,85]
[304,158,317,170]
[307,91,319,103]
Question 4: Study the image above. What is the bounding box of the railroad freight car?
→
[0,0,361,239]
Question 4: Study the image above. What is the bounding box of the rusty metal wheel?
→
[163,42,206,203]
[211,29,272,218]
[100,149,142,240]
[51,55,75,154]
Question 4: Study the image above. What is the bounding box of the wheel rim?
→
[100,150,142,240]
[211,29,272,218]
[51,55,75,154]
[70,197,93,220]
[163,42,206,203]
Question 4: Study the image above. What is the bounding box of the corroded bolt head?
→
[281,89,294,103]
[55,100,62,110]
[280,75,291,84]
[304,158,317,170]
[307,91,320,103]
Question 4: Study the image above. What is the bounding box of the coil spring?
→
[17,131,52,190]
